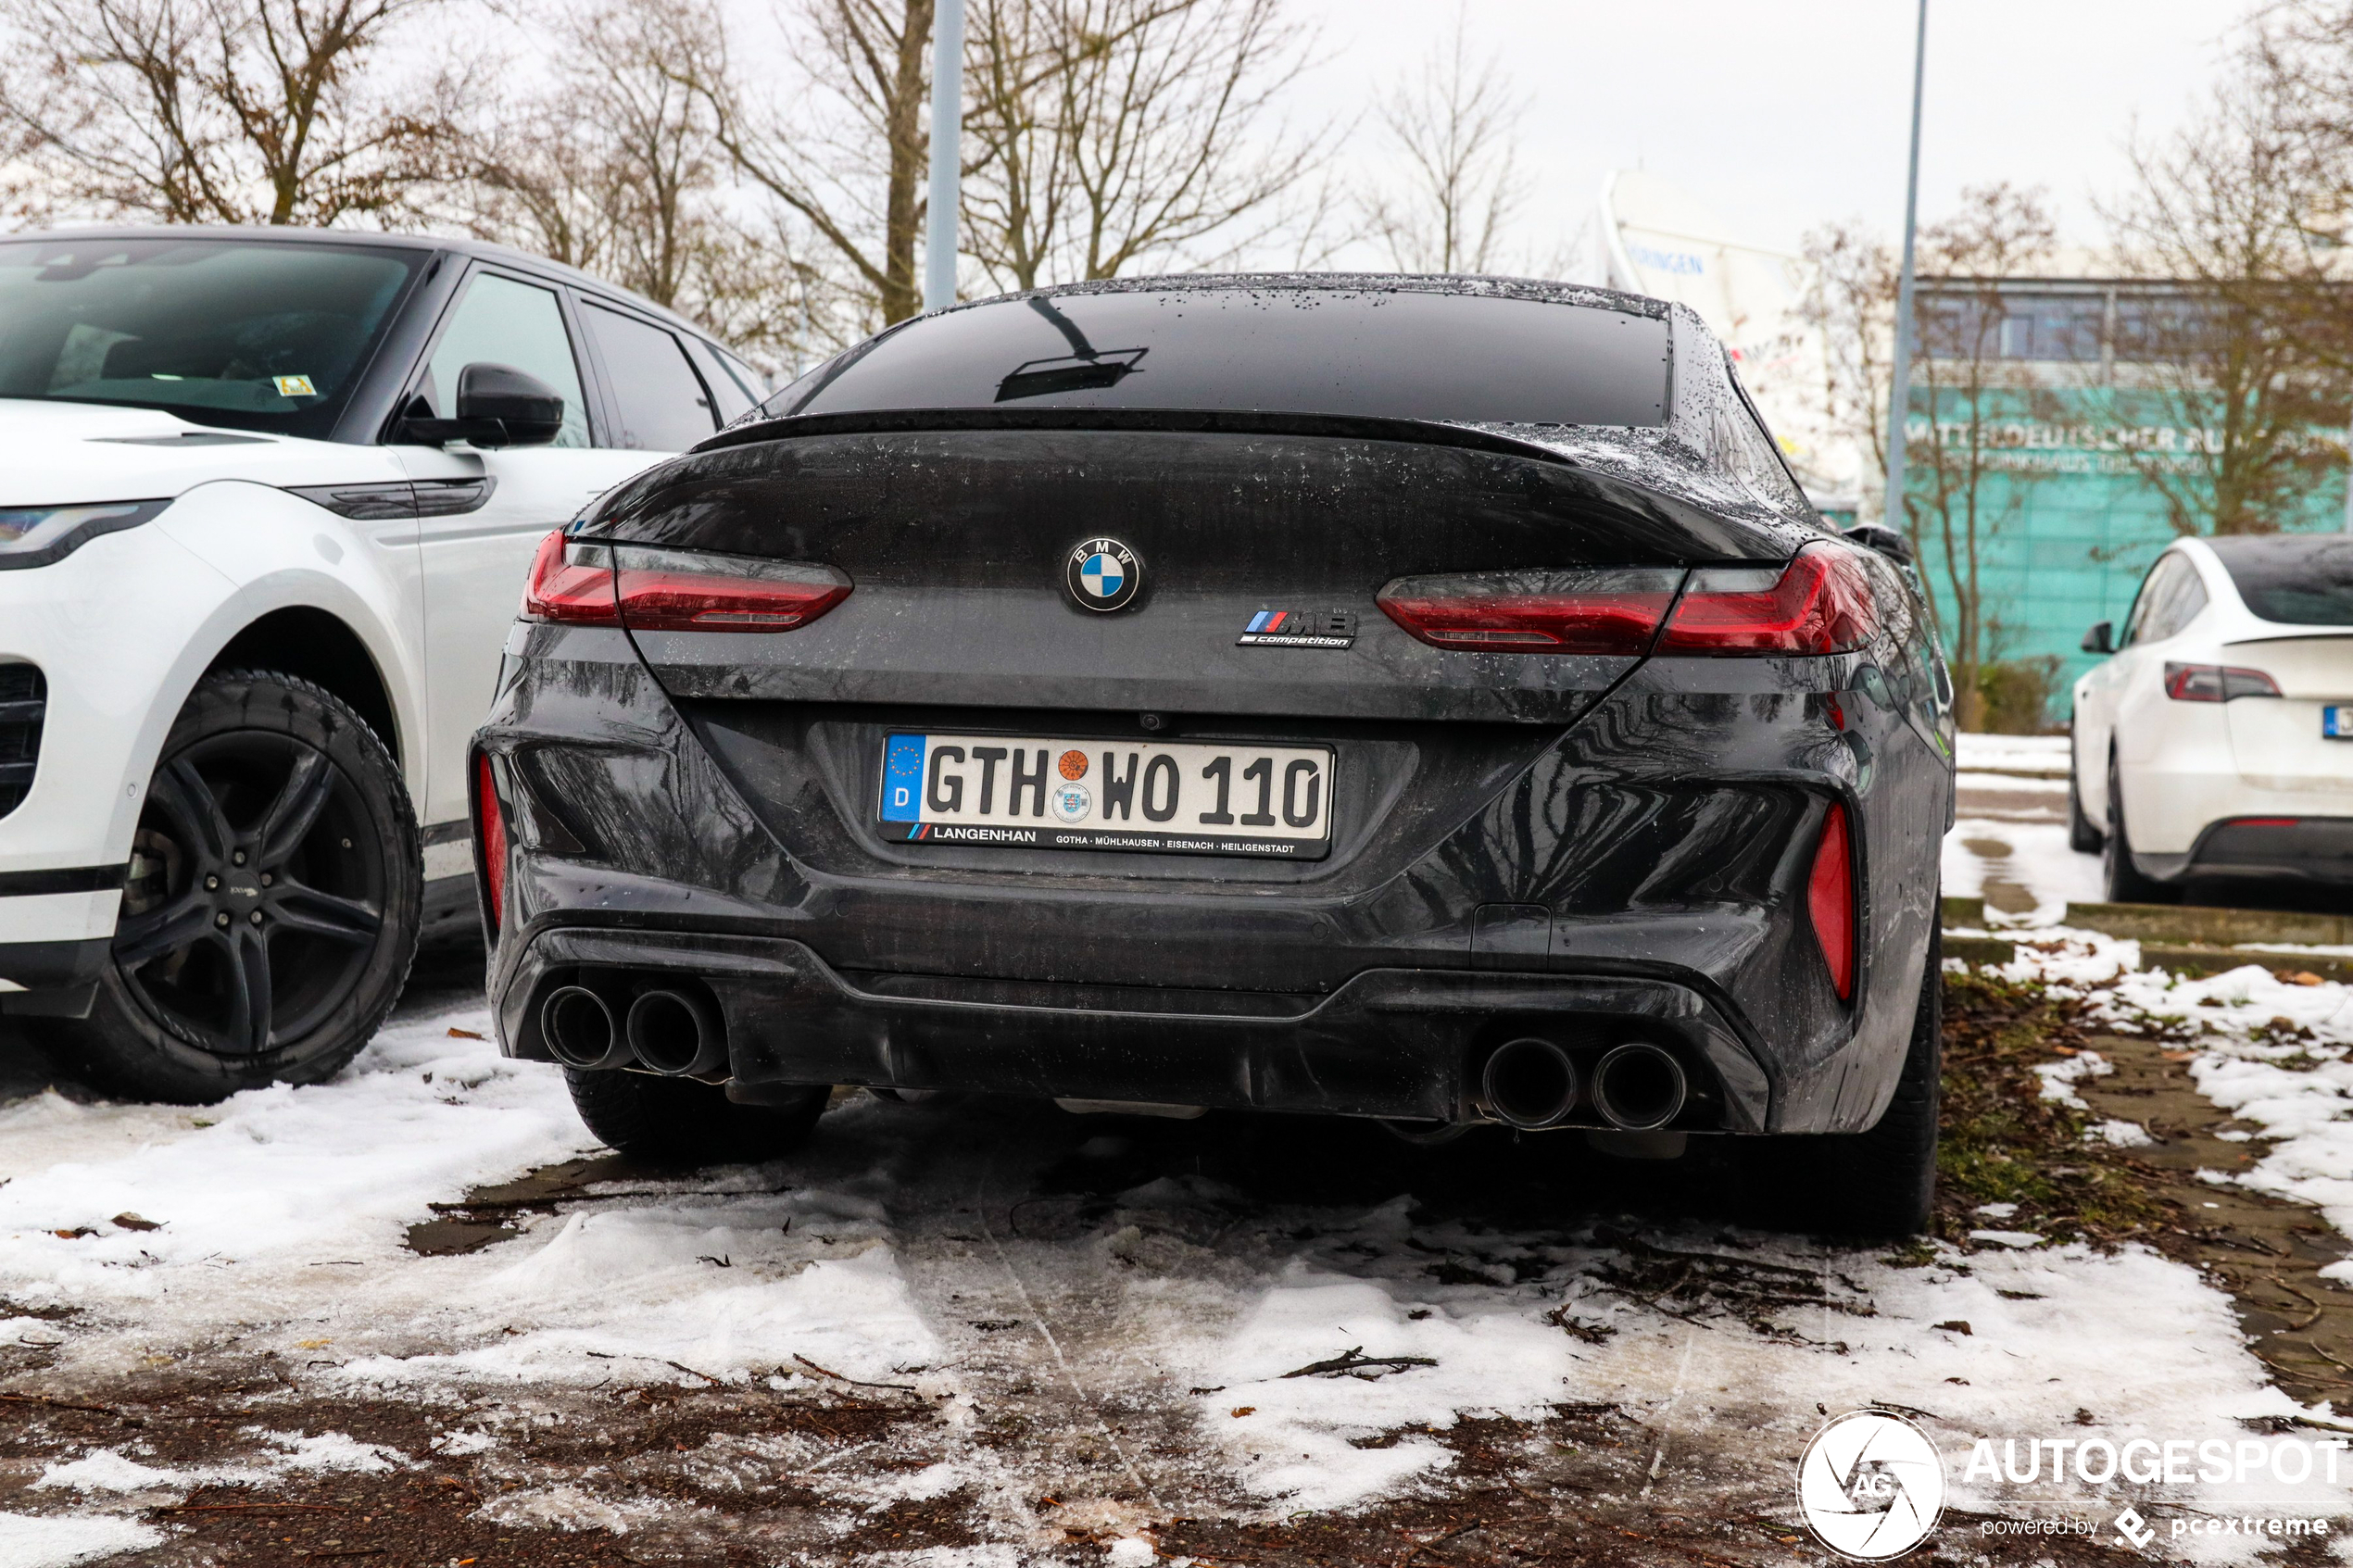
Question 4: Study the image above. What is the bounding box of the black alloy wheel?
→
[41,671,422,1103]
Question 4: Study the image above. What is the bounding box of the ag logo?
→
[1065,537,1140,612]
[1796,1410,1945,1561]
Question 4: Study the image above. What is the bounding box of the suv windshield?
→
[0,236,425,439]
[2208,535,2353,627]
[763,285,1672,429]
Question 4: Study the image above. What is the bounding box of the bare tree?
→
[2098,67,2344,535]
[1359,11,1527,273]
[682,0,936,327]
[444,0,814,360]
[1904,183,2060,728]
[0,0,464,226]
[1797,219,1900,521]
[958,0,1327,291]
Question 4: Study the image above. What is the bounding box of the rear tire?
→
[564,1069,829,1164]
[40,670,420,1104]
[2103,750,2176,904]
[1743,926,1942,1238]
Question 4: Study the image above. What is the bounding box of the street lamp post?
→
[924,0,965,315]
[1883,0,1930,530]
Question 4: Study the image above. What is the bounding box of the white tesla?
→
[2070,533,2353,901]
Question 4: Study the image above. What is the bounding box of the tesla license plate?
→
[2329,706,2353,739]
[878,734,1335,858]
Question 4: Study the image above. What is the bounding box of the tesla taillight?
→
[473,752,507,934]
[2162,662,2281,702]
[1807,801,1856,1001]
[520,531,618,624]
[1659,543,1877,656]
[610,545,852,632]
[1376,569,1684,652]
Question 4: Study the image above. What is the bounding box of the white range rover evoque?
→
[0,228,762,1100]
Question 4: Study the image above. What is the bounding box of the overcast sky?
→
[1290,0,2258,264]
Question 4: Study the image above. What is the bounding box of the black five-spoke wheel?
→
[39,670,422,1103]
[118,738,386,1055]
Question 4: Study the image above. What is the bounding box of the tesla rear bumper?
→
[497,924,1773,1132]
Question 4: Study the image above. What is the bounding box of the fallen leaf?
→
[2162,1050,2197,1062]
[1933,1320,1972,1336]
[1230,1406,1255,1418]
[1944,1377,1969,1385]
[296,1338,333,1349]
[2281,972,2326,987]
[447,1026,486,1039]
[2049,1044,2080,1057]
[52,1227,94,1240]
[111,1213,161,1232]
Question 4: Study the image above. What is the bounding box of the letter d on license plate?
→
[877,733,1335,859]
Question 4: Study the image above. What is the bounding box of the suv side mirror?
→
[2082,620,2114,655]
[1841,521,1913,565]
[396,363,565,448]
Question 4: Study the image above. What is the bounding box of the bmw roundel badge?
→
[1065,536,1141,612]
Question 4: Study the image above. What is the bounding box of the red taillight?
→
[611,546,851,631]
[1659,543,1877,655]
[2162,662,2281,702]
[521,530,618,624]
[1806,801,1855,1001]
[1377,569,1684,652]
[2231,816,2300,828]
[519,533,851,633]
[472,752,507,934]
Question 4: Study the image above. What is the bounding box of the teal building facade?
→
[1901,281,2347,721]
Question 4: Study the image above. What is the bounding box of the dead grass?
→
[1931,970,2178,1249]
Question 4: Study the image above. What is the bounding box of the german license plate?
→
[877,734,1335,858]
[2328,706,2353,739]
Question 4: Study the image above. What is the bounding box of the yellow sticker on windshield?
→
[272,374,318,397]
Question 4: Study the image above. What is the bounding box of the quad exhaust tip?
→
[626,988,727,1077]
[1592,1042,1687,1132]
[541,985,629,1071]
[1482,1036,1581,1130]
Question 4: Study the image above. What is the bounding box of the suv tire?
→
[42,670,421,1104]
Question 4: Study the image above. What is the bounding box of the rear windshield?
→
[2209,535,2353,626]
[763,286,1671,428]
[0,236,425,439]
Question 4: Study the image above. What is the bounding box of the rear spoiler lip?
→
[690,405,1612,470]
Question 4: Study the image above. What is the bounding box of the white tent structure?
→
[1597,170,1857,518]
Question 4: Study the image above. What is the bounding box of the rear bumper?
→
[2159,816,2353,884]
[497,924,1773,1131]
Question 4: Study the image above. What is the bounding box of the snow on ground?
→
[1955,733,2071,774]
[1944,817,2107,918]
[4,990,2347,1552]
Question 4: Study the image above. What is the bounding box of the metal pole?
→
[2343,412,2353,532]
[1882,0,1929,528]
[924,0,965,314]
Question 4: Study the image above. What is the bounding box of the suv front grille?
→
[0,663,44,818]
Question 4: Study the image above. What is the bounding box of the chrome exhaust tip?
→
[1481,1037,1581,1130]
[625,988,726,1077]
[1592,1043,1687,1132]
[541,985,628,1071]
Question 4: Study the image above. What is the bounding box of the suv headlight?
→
[0,500,170,570]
